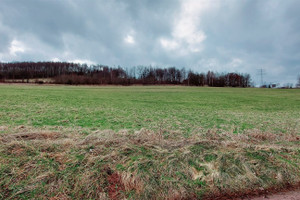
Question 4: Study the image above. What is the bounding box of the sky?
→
[0,0,299,86]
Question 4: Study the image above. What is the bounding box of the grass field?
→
[0,85,299,133]
[0,85,299,199]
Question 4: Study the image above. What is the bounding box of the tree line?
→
[0,61,252,87]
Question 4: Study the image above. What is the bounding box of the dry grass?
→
[1,131,61,142]
[0,127,299,199]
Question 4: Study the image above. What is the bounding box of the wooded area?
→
[0,62,251,87]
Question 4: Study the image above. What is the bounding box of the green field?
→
[0,85,299,199]
[0,85,299,134]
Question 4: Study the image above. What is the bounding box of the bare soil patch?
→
[251,188,300,200]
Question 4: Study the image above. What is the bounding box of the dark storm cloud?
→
[0,0,180,62]
[0,0,299,85]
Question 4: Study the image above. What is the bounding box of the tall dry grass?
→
[0,126,299,199]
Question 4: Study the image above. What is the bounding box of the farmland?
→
[0,85,299,199]
[0,85,299,133]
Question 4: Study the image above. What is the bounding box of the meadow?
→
[0,85,299,199]
[0,85,299,133]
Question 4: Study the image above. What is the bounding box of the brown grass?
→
[0,127,299,199]
[1,131,61,142]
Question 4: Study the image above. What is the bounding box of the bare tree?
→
[0,62,253,87]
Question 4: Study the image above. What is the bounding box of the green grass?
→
[0,85,299,199]
[0,85,299,134]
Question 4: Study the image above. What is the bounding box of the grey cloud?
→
[195,0,300,85]
[0,0,299,85]
[1,0,87,47]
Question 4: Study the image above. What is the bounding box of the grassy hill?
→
[0,85,299,199]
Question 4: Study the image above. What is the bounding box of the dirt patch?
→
[251,190,300,200]
[107,172,125,200]
[203,183,300,200]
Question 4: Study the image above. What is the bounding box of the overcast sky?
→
[0,0,299,85]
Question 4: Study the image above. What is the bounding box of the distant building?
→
[260,83,278,88]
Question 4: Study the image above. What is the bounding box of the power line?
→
[257,68,266,86]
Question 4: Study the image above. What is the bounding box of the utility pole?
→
[257,68,266,87]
